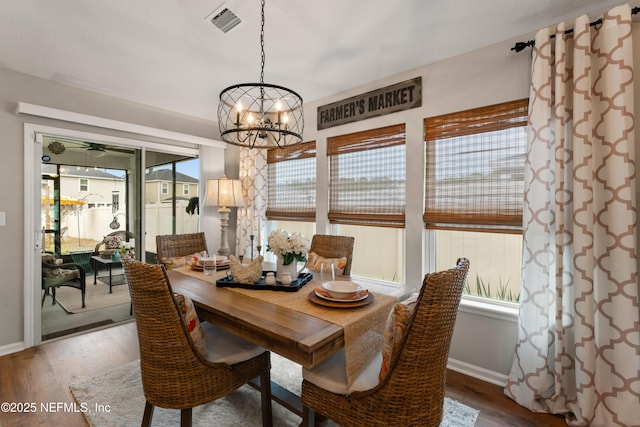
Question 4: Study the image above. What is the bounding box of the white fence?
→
[59,202,199,253]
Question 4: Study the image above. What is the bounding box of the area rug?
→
[55,280,130,314]
[70,353,479,427]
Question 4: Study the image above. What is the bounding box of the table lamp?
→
[204,176,245,256]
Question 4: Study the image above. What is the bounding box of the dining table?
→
[166,264,398,415]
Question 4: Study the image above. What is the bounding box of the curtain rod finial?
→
[511,40,535,53]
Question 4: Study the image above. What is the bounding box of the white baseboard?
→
[447,357,509,387]
[0,341,25,357]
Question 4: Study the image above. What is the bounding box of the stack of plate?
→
[314,281,369,303]
[216,256,230,270]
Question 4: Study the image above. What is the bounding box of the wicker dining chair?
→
[301,258,470,427]
[309,234,355,275]
[122,257,273,427]
[156,232,208,265]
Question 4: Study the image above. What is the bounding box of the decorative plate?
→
[314,287,369,303]
[307,290,373,308]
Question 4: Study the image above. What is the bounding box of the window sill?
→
[348,275,409,299]
[459,295,519,322]
[345,277,520,323]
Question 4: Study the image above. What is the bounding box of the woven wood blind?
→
[424,99,528,233]
[266,141,316,221]
[328,124,406,228]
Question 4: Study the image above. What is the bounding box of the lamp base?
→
[217,207,231,257]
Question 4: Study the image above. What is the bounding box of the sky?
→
[150,158,199,179]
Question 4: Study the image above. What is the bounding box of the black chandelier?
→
[217,0,303,149]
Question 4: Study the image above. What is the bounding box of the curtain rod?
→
[511,6,640,52]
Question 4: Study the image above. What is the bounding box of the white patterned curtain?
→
[505,5,640,427]
[236,148,268,260]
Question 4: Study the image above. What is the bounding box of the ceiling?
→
[0,0,633,121]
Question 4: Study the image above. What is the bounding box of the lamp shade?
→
[204,176,245,208]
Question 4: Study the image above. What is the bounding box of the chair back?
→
[309,234,355,275]
[122,257,211,407]
[378,258,470,425]
[156,232,208,263]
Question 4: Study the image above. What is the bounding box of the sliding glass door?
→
[37,134,201,341]
[143,151,200,263]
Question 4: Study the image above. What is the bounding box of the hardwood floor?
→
[0,321,567,427]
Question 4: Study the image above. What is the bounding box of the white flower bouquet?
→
[266,230,311,265]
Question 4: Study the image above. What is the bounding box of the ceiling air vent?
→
[206,3,241,33]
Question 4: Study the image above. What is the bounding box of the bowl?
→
[99,249,116,259]
[321,281,362,299]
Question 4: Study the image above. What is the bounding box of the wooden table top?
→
[166,269,344,368]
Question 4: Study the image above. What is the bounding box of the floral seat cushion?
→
[42,253,81,287]
[44,268,81,286]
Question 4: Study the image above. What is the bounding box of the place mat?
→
[175,266,397,387]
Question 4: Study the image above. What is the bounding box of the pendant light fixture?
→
[217,0,303,149]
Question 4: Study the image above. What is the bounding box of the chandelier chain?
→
[260,0,265,85]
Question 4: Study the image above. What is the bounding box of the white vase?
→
[276,255,303,282]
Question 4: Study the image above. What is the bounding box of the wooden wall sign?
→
[317,77,421,130]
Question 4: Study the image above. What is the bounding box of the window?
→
[79,178,88,192]
[161,181,169,194]
[183,184,190,196]
[424,99,528,303]
[328,124,406,227]
[266,141,316,221]
[335,223,404,283]
[328,124,406,283]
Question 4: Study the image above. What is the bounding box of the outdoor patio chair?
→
[41,252,86,308]
[70,250,94,275]
[122,257,272,427]
[301,258,470,427]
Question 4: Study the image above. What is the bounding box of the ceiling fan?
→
[85,143,107,157]
[45,137,134,157]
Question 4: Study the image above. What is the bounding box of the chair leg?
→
[141,401,154,427]
[180,408,192,427]
[302,405,316,427]
[260,364,273,427]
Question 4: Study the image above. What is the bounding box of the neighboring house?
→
[145,169,199,204]
[59,166,125,209]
